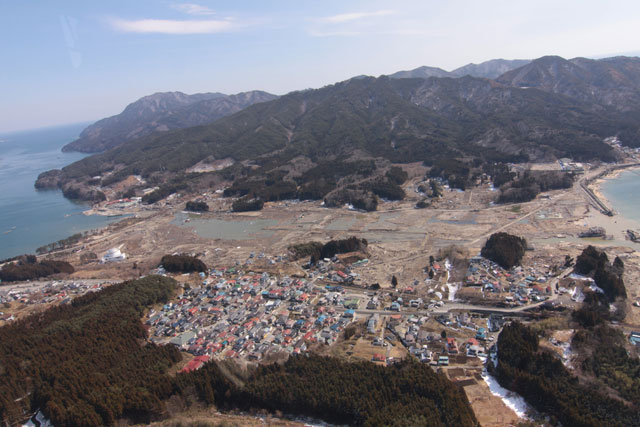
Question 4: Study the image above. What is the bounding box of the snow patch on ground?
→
[561,343,574,368]
[571,286,585,302]
[444,259,459,301]
[22,411,52,427]
[482,370,531,419]
[569,273,591,281]
[447,283,459,301]
[253,413,337,427]
[290,416,337,427]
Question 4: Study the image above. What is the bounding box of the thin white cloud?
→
[308,30,362,37]
[321,10,395,24]
[310,27,439,38]
[109,18,234,34]
[171,3,216,16]
[309,9,401,37]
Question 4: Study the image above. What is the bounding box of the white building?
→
[101,247,126,263]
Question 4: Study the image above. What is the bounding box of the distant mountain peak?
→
[388,66,452,79]
[451,59,531,79]
[62,90,277,153]
[389,59,531,81]
[118,91,225,119]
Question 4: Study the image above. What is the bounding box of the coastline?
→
[585,166,640,246]
[0,123,118,260]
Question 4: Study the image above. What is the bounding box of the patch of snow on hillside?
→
[482,370,531,419]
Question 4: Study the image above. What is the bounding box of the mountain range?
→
[62,90,278,153]
[38,55,640,204]
[63,58,529,154]
[388,59,531,80]
[496,55,640,111]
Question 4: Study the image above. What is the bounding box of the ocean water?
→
[0,123,121,260]
[600,169,640,224]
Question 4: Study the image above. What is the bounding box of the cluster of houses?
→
[93,197,142,215]
[464,257,552,305]
[558,158,585,173]
[146,268,357,361]
[382,312,494,366]
[305,256,368,284]
[0,280,113,323]
[605,136,640,160]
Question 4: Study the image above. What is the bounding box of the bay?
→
[0,123,121,260]
[600,169,640,224]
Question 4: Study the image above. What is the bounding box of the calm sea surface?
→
[0,123,121,259]
[600,168,640,224]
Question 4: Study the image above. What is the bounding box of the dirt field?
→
[148,409,309,427]
[463,380,522,427]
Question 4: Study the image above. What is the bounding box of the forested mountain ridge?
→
[496,55,640,111]
[62,90,278,153]
[494,55,640,145]
[38,61,640,204]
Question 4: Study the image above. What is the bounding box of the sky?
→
[2,0,640,133]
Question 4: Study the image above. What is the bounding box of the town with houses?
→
[3,246,640,375]
[0,279,115,323]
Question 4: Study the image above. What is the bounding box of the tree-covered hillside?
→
[37,70,635,204]
[495,322,640,426]
[0,275,477,427]
[0,275,180,426]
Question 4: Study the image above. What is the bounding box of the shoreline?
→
[586,166,640,246]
